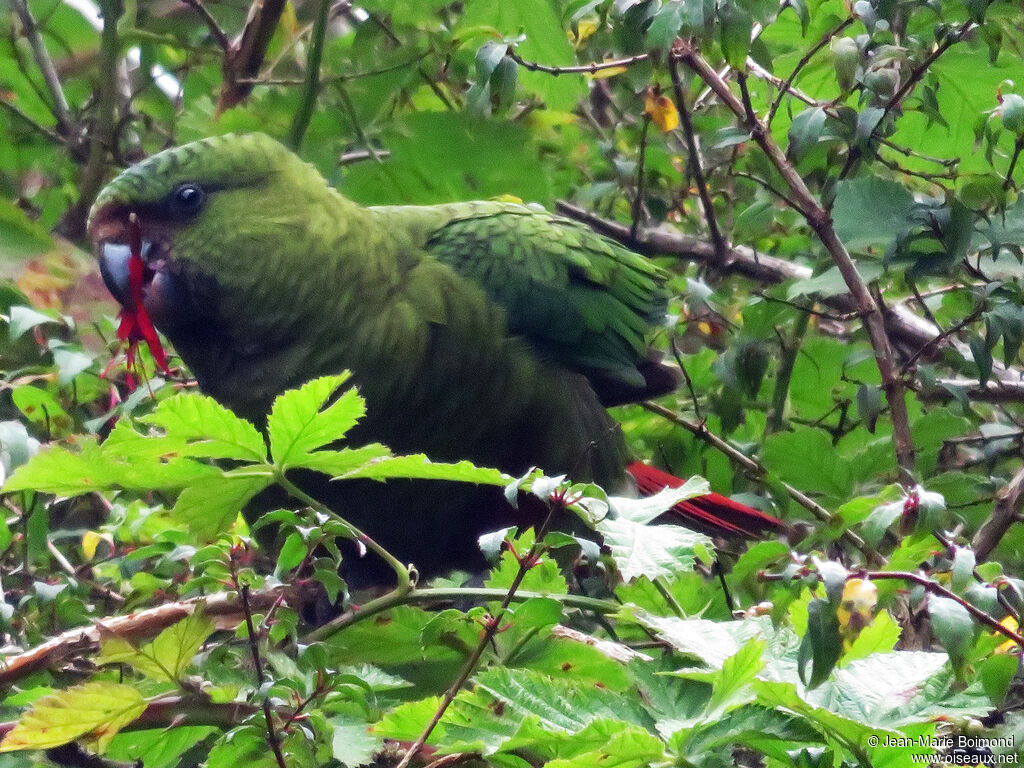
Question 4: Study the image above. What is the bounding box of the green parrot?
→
[88,133,781,578]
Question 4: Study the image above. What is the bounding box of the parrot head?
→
[89,133,306,330]
[87,133,343,406]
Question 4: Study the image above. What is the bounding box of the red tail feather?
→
[626,461,784,538]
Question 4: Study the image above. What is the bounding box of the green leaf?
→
[0,682,146,753]
[286,443,391,476]
[928,595,976,665]
[172,472,273,541]
[107,727,219,768]
[718,3,753,70]
[7,305,58,341]
[832,176,914,251]
[145,394,267,462]
[0,200,54,260]
[980,653,1018,706]
[275,532,308,576]
[797,599,841,689]
[3,436,219,495]
[268,373,361,468]
[460,0,585,111]
[707,638,765,716]
[329,718,381,767]
[607,477,710,524]
[840,610,901,665]
[636,613,774,668]
[97,610,216,683]
[336,454,508,485]
[51,346,94,386]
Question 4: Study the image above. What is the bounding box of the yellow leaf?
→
[81,530,103,561]
[490,194,523,204]
[644,92,679,132]
[0,681,145,753]
[568,18,598,46]
[837,578,878,645]
[588,65,628,79]
[995,615,1019,654]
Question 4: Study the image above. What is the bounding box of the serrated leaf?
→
[286,443,391,476]
[3,437,219,495]
[335,454,508,485]
[97,610,215,683]
[268,374,361,467]
[173,473,273,541]
[0,682,146,753]
[637,613,774,668]
[145,394,267,462]
[597,516,710,581]
[608,477,710,524]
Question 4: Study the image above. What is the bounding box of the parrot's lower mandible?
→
[87,134,782,578]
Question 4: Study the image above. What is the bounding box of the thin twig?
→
[972,464,1024,562]
[287,0,333,150]
[631,114,650,239]
[1004,136,1024,191]
[641,400,883,564]
[0,97,61,142]
[672,40,917,485]
[180,0,231,52]
[509,50,649,75]
[839,21,976,180]
[669,59,728,263]
[767,311,810,433]
[766,17,854,127]
[10,0,73,137]
[395,495,565,768]
[231,552,288,768]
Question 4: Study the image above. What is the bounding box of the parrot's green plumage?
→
[89,134,780,577]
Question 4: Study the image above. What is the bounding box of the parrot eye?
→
[170,183,205,217]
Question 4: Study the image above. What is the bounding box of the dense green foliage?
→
[2,0,1024,766]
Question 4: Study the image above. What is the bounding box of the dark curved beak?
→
[97,242,133,307]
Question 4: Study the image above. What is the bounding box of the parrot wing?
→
[422,205,679,405]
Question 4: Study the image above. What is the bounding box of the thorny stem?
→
[231,553,288,768]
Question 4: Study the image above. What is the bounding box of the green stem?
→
[273,469,412,591]
[767,310,810,434]
[288,0,330,150]
[304,587,620,643]
[653,577,685,618]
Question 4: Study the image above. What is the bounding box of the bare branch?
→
[670,42,917,482]
[509,50,650,75]
[180,0,232,52]
[10,0,73,137]
[973,464,1024,562]
[56,0,121,240]
[218,0,289,111]
[0,586,289,688]
[669,59,728,262]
